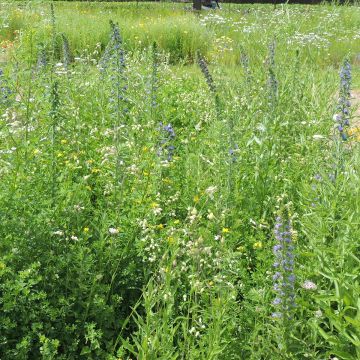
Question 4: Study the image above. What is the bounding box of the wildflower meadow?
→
[0,1,360,359]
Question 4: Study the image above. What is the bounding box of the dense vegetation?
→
[1,1,360,359]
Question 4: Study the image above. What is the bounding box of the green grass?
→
[2,1,360,65]
[0,1,360,359]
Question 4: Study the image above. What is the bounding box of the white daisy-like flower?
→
[302,280,317,290]
[109,227,119,235]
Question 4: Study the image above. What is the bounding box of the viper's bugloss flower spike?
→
[61,34,72,70]
[36,44,47,71]
[240,48,252,84]
[158,122,176,162]
[197,52,216,94]
[0,69,12,107]
[267,40,278,105]
[334,59,351,141]
[272,215,296,320]
[151,42,159,109]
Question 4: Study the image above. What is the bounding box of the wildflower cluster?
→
[272,215,296,320]
[334,59,351,141]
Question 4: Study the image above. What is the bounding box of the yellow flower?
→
[253,241,263,249]
[91,168,100,174]
[156,224,164,230]
[174,219,180,225]
[237,246,245,253]
[83,227,89,233]
[151,202,159,208]
[33,149,40,155]
[61,139,67,145]
[193,195,200,203]
[167,236,175,244]
[143,171,149,176]
[222,227,230,233]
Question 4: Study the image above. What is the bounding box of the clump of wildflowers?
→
[272,215,296,320]
[334,59,351,141]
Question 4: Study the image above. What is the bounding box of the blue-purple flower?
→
[0,69,12,107]
[272,215,296,320]
[158,122,176,161]
[334,59,351,141]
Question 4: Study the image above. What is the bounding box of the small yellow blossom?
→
[253,241,263,249]
[83,227,89,233]
[151,202,159,208]
[156,224,164,230]
[61,139,67,145]
[237,246,246,253]
[143,171,149,176]
[193,195,200,203]
[222,227,230,233]
[91,168,100,174]
[33,149,40,155]
[174,219,180,224]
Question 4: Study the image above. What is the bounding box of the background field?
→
[1,1,360,359]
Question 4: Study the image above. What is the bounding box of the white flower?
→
[207,211,215,220]
[314,309,322,318]
[205,186,217,199]
[152,207,162,215]
[71,235,78,241]
[73,204,85,212]
[189,327,196,334]
[333,114,341,122]
[109,227,119,235]
[312,134,325,140]
[302,280,317,290]
[53,230,64,236]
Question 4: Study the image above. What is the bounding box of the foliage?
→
[0,1,360,359]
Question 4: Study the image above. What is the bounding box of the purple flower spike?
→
[272,215,296,320]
